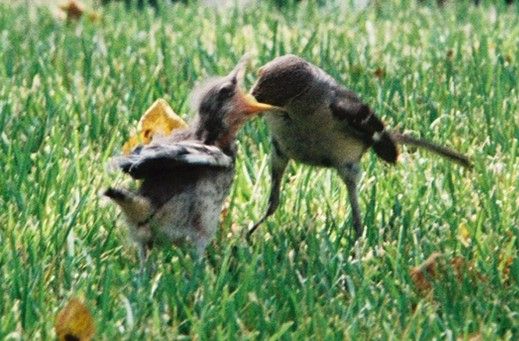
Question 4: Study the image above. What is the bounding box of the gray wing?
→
[330,87,398,163]
[112,141,234,179]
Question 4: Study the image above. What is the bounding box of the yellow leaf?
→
[122,98,188,155]
[87,11,102,23]
[458,222,471,246]
[122,133,145,156]
[55,297,95,341]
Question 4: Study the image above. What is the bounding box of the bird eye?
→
[218,83,235,99]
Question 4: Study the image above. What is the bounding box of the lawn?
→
[0,0,518,339]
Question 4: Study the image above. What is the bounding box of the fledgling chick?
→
[105,56,276,262]
[247,54,472,239]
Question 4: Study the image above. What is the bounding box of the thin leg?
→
[337,163,363,239]
[247,140,289,239]
[194,234,210,257]
[138,242,151,275]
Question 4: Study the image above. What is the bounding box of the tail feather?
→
[372,131,399,164]
[104,187,153,223]
[391,132,472,169]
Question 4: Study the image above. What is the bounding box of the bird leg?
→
[194,233,211,257]
[138,243,148,269]
[138,241,154,276]
[247,140,289,239]
[337,162,363,239]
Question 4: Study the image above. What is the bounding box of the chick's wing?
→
[113,141,233,179]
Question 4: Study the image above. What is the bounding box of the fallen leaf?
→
[55,297,95,341]
[451,256,470,281]
[87,11,102,23]
[446,49,454,59]
[410,253,485,293]
[122,98,188,155]
[500,255,514,283]
[458,222,471,246]
[457,333,482,341]
[410,252,443,292]
[220,206,229,223]
[373,67,386,79]
[59,0,85,21]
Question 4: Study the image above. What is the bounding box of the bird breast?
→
[137,167,235,244]
[265,102,367,167]
[264,72,368,167]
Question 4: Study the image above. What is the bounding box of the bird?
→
[246,54,472,240]
[104,55,277,264]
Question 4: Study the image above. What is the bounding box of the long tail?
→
[390,132,473,169]
[104,187,153,224]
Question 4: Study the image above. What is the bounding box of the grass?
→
[0,0,518,339]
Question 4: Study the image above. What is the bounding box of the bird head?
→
[250,54,314,107]
[191,55,280,149]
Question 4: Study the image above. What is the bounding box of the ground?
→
[0,0,518,339]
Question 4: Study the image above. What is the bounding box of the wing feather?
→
[330,88,398,163]
[111,141,233,179]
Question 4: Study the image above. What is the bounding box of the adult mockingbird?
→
[247,54,471,240]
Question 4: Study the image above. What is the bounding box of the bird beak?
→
[236,90,279,115]
[230,54,284,114]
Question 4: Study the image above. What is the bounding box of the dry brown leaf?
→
[410,252,443,292]
[59,0,85,21]
[122,98,188,155]
[410,253,485,293]
[500,255,514,283]
[457,333,482,341]
[55,297,95,341]
[446,49,454,59]
[373,67,386,79]
[220,206,229,223]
